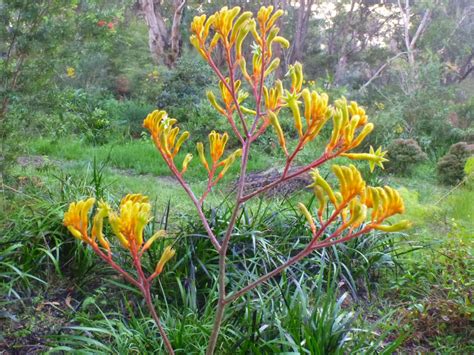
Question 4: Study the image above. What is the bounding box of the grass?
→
[2,134,473,353]
[28,136,274,182]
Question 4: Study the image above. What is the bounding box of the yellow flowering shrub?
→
[63,6,409,354]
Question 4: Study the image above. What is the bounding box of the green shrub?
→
[437,142,472,185]
[386,139,427,175]
[156,53,215,123]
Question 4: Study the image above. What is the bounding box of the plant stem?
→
[206,138,251,355]
[143,286,175,355]
[225,247,312,304]
[165,158,221,251]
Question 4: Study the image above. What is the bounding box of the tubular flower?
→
[63,197,96,241]
[327,97,374,153]
[263,81,284,112]
[181,153,193,174]
[143,110,190,161]
[363,186,405,222]
[247,6,288,84]
[91,201,111,251]
[298,203,316,235]
[302,165,410,242]
[209,131,229,162]
[342,146,388,172]
[64,194,170,257]
[332,165,366,201]
[348,100,368,127]
[197,131,242,181]
[189,14,216,58]
[154,246,176,276]
[208,79,251,118]
[299,89,332,144]
[108,194,152,250]
[283,63,308,138]
[287,62,304,94]
[315,98,387,171]
[190,7,253,59]
[268,111,287,155]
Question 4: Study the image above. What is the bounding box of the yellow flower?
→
[287,62,303,94]
[63,197,95,241]
[143,110,190,160]
[300,89,331,143]
[108,194,151,250]
[342,146,388,172]
[209,131,228,162]
[181,153,193,174]
[363,186,405,221]
[197,131,241,180]
[301,165,409,236]
[373,220,412,232]
[91,201,111,251]
[66,67,76,78]
[332,165,366,201]
[263,80,284,112]
[154,246,176,275]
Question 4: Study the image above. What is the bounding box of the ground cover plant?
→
[1,1,473,354]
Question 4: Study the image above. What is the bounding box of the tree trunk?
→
[138,0,186,67]
[333,0,356,85]
[290,0,314,64]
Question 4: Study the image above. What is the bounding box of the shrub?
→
[437,142,472,185]
[156,52,215,124]
[61,6,411,354]
[386,139,427,175]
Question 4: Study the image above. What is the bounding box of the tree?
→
[138,0,186,67]
[289,0,314,64]
[0,0,75,181]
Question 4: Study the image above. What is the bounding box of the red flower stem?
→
[91,243,174,353]
[131,244,175,354]
[225,46,249,137]
[206,137,251,355]
[143,285,174,354]
[91,244,140,288]
[206,54,245,143]
[282,133,310,177]
[224,203,365,304]
[159,153,221,251]
[224,246,313,304]
[200,163,217,205]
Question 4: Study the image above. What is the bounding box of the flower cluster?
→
[62,6,412,353]
[143,110,191,173]
[299,164,411,246]
[97,20,114,30]
[63,194,175,278]
[197,131,242,183]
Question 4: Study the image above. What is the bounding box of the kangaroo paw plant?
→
[63,6,410,354]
